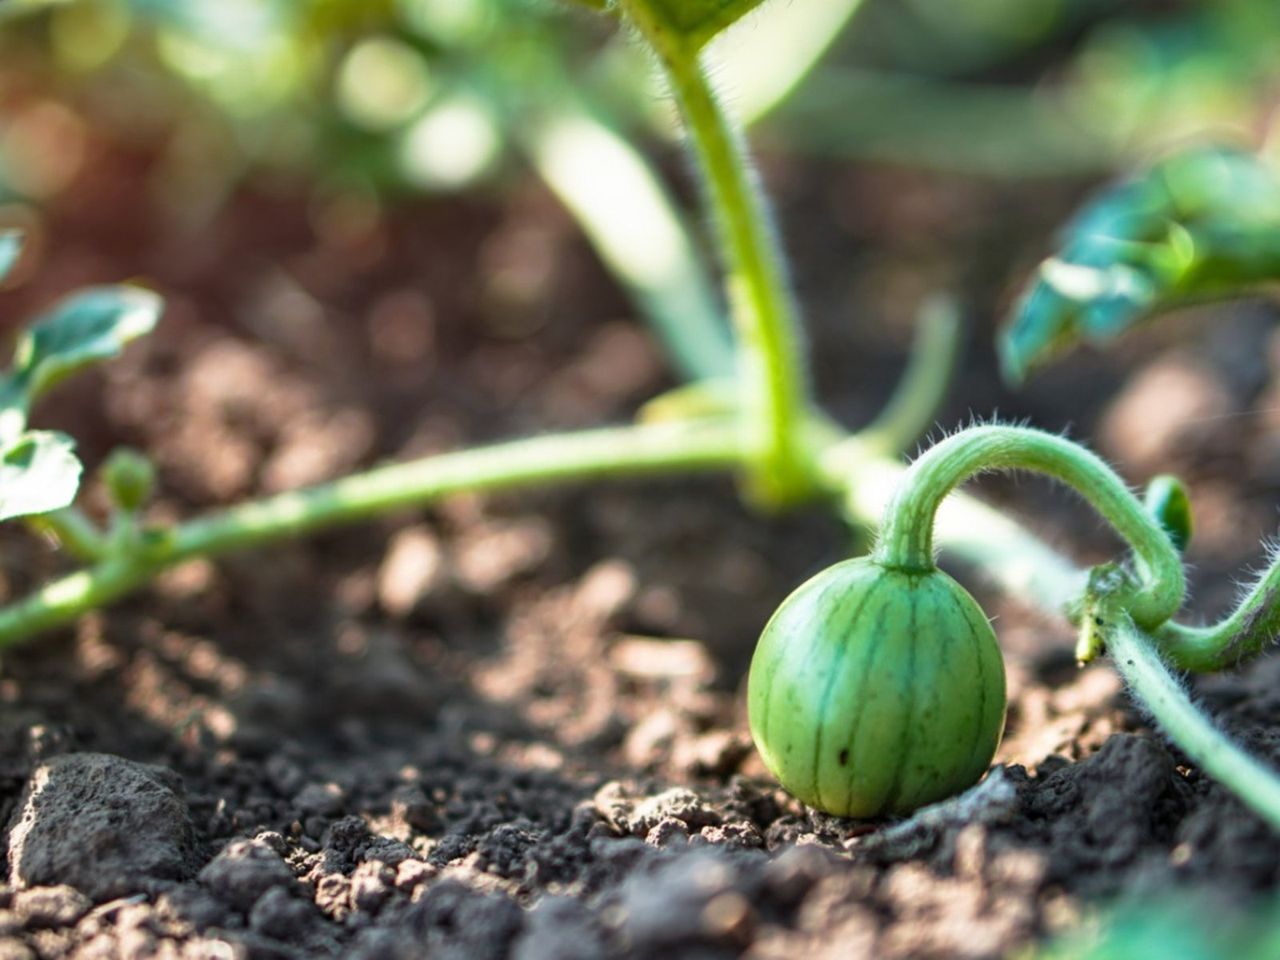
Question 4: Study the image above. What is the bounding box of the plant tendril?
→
[873,425,1185,630]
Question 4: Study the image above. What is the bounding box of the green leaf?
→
[622,0,768,51]
[0,232,20,284]
[13,285,162,402]
[1000,145,1280,383]
[1144,474,1193,553]
[0,430,82,522]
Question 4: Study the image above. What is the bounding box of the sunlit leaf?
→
[0,232,20,284]
[12,285,162,402]
[621,0,769,51]
[0,430,82,522]
[1001,146,1280,383]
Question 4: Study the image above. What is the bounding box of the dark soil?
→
[0,115,1279,960]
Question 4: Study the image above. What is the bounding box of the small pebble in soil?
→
[610,848,759,951]
[6,753,196,901]
[512,896,606,960]
[248,885,317,940]
[594,783,720,837]
[9,887,91,929]
[199,838,297,913]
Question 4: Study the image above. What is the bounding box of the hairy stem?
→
[0,414,1091,648]
[872,425,1185,629]
[625,10,812,503]
[1156,553,1280,672]
[820,435,1088,615]
[0,420,742,646]
[1110,616,1280,831]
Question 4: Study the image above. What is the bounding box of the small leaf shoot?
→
[11,286,162,403]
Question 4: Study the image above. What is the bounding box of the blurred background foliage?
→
[0,0,1278,213]
[2,0,1277,384]
[771,0,1280,176]
[1035,889,1280,960]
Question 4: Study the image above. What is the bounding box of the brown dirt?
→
[0,123,1278,960]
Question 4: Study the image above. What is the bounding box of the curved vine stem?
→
[1156,553,1280,672]
[0,420,744,647]
[1109,615,1280,831]
[821,436,1088,615]
[872,425,1185,629]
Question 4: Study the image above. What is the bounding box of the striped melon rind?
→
[748,557,1006,818]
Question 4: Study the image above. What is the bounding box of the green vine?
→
[1109,615,1280,832]
[874,425,1185,629]
[619,0,813,505]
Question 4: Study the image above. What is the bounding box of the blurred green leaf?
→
[622,0,769,51]
[13,286,162,402]
[1001,145,1280,383]
[1035,890,1280,960]
[0,430,82,522]
[1143,474,1193,552]
[637,379,737,423]
[0,232,20,284]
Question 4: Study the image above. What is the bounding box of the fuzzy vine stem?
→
[1109,615,1280,832]
[872,425,1185,629]
[0,420,743,646]
[619,2,813,504]
[1156,556,1280,672]
[821,434,1088,615]
[0,418,1107,650]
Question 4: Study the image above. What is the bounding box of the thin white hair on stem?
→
[1112,619,1280,829]
[1176,556,1200,613]
[1116,635,1199,731]
[905,412,1028,464]
[1222,533,1280,611]
[1216,534,1280,667]
[700,48,741,114]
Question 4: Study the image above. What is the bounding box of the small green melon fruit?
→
[748,557,1006,818]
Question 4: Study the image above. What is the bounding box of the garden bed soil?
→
[0,130,1278,959]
